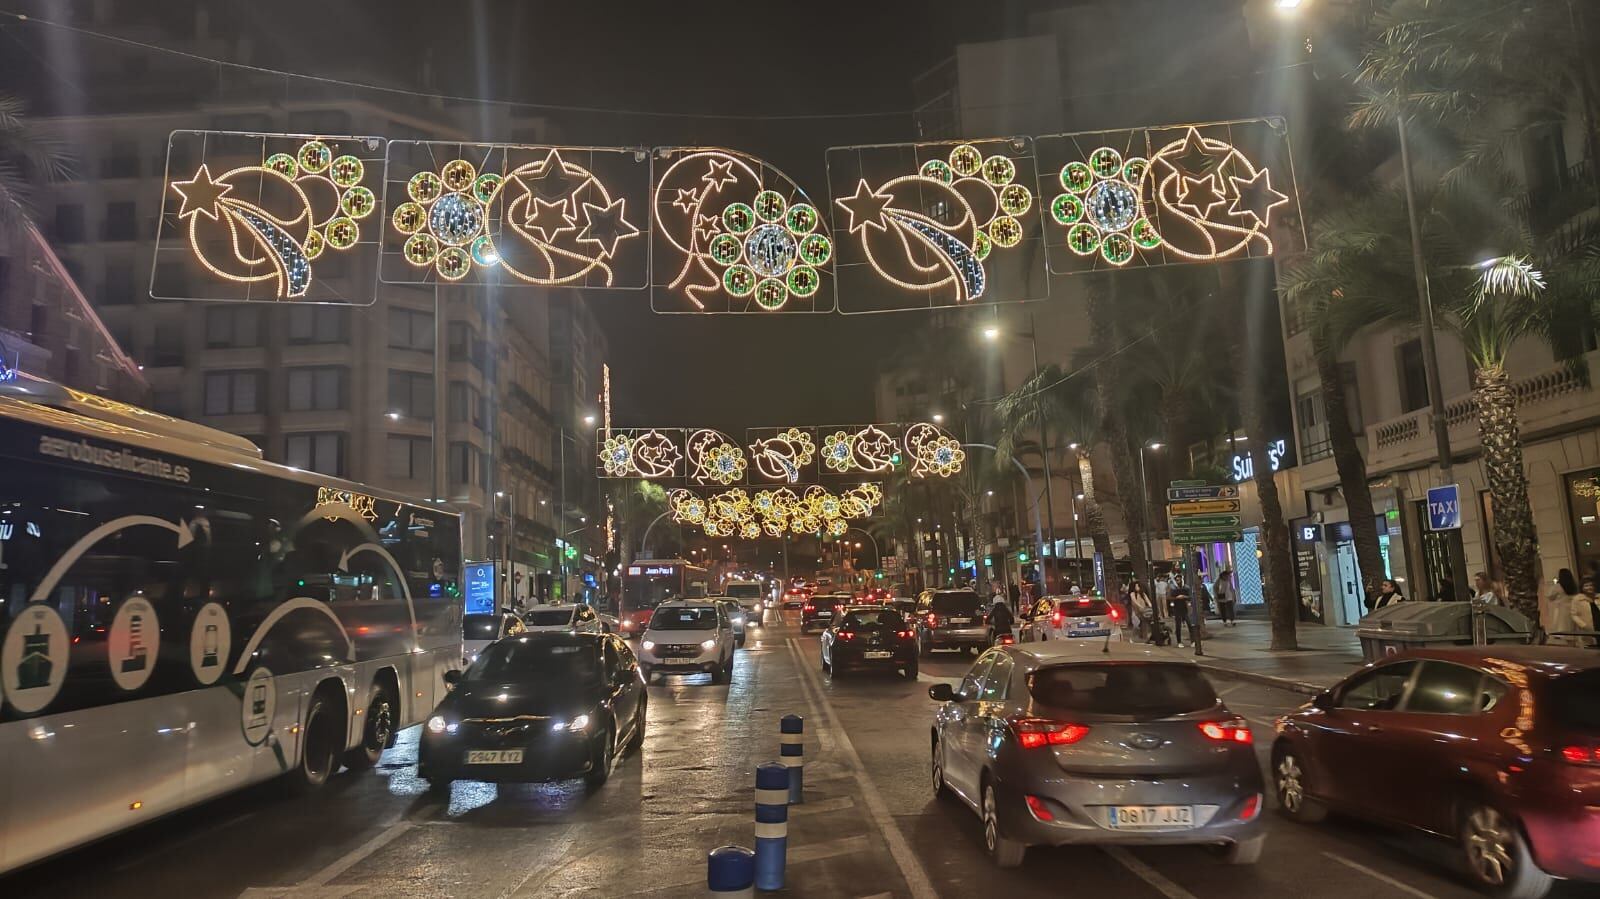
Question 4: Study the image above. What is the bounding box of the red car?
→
[1272,646,1600,899]
[860,587,893,604]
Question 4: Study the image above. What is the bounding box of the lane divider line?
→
[786,638,940,899]
[1321,851,1440,899]
[1100,847,1200,899]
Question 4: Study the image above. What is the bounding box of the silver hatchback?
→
[928,642,1266,867]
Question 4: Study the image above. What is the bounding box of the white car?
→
[636,600,736,684]
[1027,595,1125,642]
[463,610,525,665]
[724,580,768,620]
[519,603,605,634]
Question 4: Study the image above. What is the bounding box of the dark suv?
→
[914,589,989,656]
[802,593,849,633]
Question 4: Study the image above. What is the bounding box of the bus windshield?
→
[726,583,763,600]
[624,577,682,609]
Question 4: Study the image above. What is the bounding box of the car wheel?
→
[1221,834,1264,865]
[931,739,949,797]
[722,657,734,683]
[902,660,918,679]
[640,665,655,685]
[290,692,340,793]
[1460,804,1553,899]
[627,696,647,752]
[737,634,746,648]
[585,726,615,791]
[982,782,1026,868]
[1273,745,1328,823]
[421,773,451,793]
[344,683,397,770]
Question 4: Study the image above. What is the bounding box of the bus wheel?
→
[344,684,396,771]
[292,690,342,793]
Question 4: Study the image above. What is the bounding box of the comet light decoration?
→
[158,134,382,301]
[747,428,817,483]
[687,429,749,486]
[599,429,683,479]
[386,145,643,285]
[822,424,898,474]
[905,422,966,478]
[831,142,1035,308]
[673,483,882,538]
[1044,122,1295,272]
[652,148,833,313]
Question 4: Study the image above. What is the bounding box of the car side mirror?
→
[442,669,462,688]
[928,683,955,702]
[1311,689,1333,710]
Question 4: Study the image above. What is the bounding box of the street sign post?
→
[1166,483,1243,548]
[1165,485,1240,502]
[1426,484,1462,530]
[1167,499,1242,515]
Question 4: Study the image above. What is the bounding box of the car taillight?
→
[1010,718,1090,749]
[1108,606,1122,621]
[998,633,1015,645]
[803,603,814,612]
[622,618,636,631]
[1024,795,1055,822]
[1560,745,1600,765]
[838,631,855,641]
[896,630,914,640]
[1051,611,1063,626]
[1237,793,1262,821]
[926,613,939,628]
[1199,718,1253,744]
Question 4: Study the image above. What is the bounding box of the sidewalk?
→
[1141,615,1367,694]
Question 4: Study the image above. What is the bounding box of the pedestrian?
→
[1215,567,1237,626]
[1170,582,1192,646]
[1434,576,1458,602]
[1128,579,1153,639]
[1473,571,1503,605]
[1544,568,1584,647]
[1008,581,1021,610]
[988,594,1014,644]
[1372,578,1406,609]
[1579,577,1600,649]
[1154,573,1171,621]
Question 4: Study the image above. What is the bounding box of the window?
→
[102,140,140,178]
[979,655,1013,700]
[101,260,137,305]
[388,370,434,420]
[449,441,476,487]
[957,655,996,700]
[386,435,432,481]
[284,432,345,476]
[104,201,138,241]
[54,204,85,243]
[1564,469,1600,577]
[1335,661,1417,711]
[1028,663,1218,715]
[1396,339,1429,414]
[286,367,347,412]
[205,306,261,348]
[449,381,483,427]
[389,307,434,352]
[203,370,260,415]
[288,305,349,344]
[1296,384,1330,463]
[1405,662,1492,715]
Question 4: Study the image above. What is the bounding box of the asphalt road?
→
[7,612,1598,898]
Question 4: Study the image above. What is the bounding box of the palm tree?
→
[610,479,667,567]
[0,94,70,239]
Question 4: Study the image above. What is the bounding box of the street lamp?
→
[386,411,402,421]
[979,314,1059,588]
[931,412,944,423]
[1138,442,1163,587]
[583,414,596,426]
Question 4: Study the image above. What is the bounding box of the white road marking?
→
[1322,851,1440,899]
[1101,847,1199,899]
[788,638,940,899]
[237,819,412,897]
[498,825,580,898]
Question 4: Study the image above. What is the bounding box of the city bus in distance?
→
[619,559,708,635]
[0,380,463,873]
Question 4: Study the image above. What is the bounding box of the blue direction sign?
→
[1166,484,1241,501]
[1427,484,1462,531]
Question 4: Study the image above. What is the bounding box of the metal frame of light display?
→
[650,148,835,314]
[1036,118,1303,274]
[152,131,387,304]
[380,142,648,287]
[825,137,1047,314]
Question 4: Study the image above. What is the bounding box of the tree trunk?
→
[1315,344,1387,599]
[1474,364,1540,620]
[1246,430,1299,649]
[1079,450,1120,598]
[1105,418,1151,590]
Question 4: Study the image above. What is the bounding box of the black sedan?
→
[418,632,646,790]
[820,606,919,679]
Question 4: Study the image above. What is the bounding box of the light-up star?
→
[836,180,893,234]
[521,149,586,201]
[171,164,234,221]
[523,196,576,242]
[1227,168,1289,229]
[702,158,737,192]
[1166,127,1231,179]
[576,197,639,258]
[1177,174,1226,218]
[672,187,701,214]
[694,213,722,242]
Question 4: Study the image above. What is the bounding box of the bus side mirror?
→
[443,669,462,688]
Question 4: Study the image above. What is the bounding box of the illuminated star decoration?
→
[687,428,749,486]
[577,197,640,259]
[1167,127,1231,179]
[702,158,737,191]
[523,196,576,242]
[521,148,588,201]
[1227,168,1289,229]
[836,180,893,234]
[1177,174,1227,218]
[172,164,234,220]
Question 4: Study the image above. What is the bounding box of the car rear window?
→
[466,639,598,682]
[1548,669,1600,732]
[812,595,846,608]
[841,610,905,629]
[463,615,502,640]
[523,608,574,627]
[651,607,719,630]
[931,591,981,614]
[1029,663,1218,716]
[1057,598,1112,616]
[727,584,764,599]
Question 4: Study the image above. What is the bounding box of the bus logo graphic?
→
[120,613,149,673]
[18,626,52,690]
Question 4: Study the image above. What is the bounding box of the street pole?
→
[1138,446,1154,589]
[559,427,567,601]
[1398,116,1470,600]
[782,532,791,586]
[1027,309,1058,590]
[962,443,1045,578]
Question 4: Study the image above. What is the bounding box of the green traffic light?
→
[1018,552,1029,563]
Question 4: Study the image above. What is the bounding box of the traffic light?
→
[1018,551,1029,563]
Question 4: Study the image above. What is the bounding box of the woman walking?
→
[1214,568,1236,626]
[1544,569,1584,646]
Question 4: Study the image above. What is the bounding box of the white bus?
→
[0,380,463,873]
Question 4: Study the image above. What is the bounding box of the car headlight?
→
[641,640,655,651]
[553,714,590,732]
[426,715,448,735]
[701,639,717,650]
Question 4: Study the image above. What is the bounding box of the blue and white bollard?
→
[780,714,804,805]
[707,845,755,898]
[754,762,789,891]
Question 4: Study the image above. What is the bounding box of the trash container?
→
[1355,601,1532,662]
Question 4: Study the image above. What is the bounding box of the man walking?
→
[1170,580,1193,647]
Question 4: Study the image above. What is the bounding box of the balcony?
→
[1509,158,1596,233]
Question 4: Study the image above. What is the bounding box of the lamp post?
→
[962,443,1046,587]
[983,315,1059,588]
[557,412,597,602]
[1137,442,1163,588]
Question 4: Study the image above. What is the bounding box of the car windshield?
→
[1057,598,1113,616]
[465,639,598,682]
[522,608,574,627]
[463,614,502,641]
[1548,669,1600,733]
[727,584,763,599]
[1029,662,1218,716]
[841,610,904,629]
[651,607,719,630]
[931,592,981,614]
